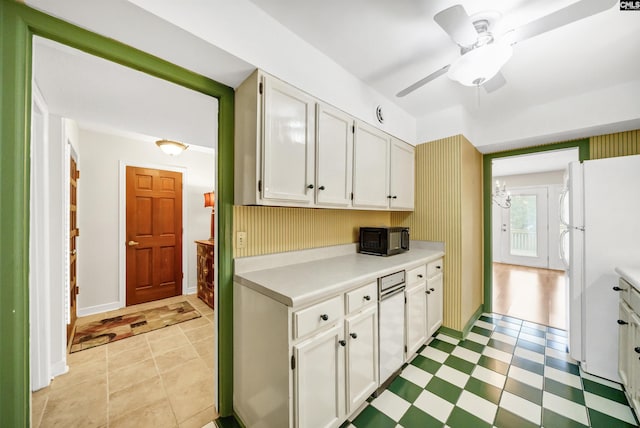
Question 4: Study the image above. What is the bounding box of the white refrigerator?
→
[561,154,640,383]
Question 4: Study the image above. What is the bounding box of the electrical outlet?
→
[237,231,247,249]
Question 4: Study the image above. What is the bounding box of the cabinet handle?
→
[350,332,358,339]
[618,319,629,325]
[307,184,314,189]
[339,340,346,347]
[392,195,397,199]
[318,186,325,190]
[417,274,423,278]
[436,266,441,269]
[635,347,640,354]
[426,290,431,294]
[320,314,329,321]
[430,288,435,292]
[387,195,392,199]
[363,295,371,301]
[613,286,626,291]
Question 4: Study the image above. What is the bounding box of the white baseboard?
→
[77,301,121,317]
[184,287,197,295]
[51,360,68,378]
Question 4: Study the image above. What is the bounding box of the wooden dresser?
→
[195,239,214,309]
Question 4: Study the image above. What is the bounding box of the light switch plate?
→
[237,231,247,249]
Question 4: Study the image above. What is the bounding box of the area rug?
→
[70,301,201,353]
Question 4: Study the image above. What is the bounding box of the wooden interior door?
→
[67,156,79,342]
[126,166,183,305]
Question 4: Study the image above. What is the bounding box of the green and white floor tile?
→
[344,313,639,428]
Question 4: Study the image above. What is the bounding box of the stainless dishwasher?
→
[377,270,406,393]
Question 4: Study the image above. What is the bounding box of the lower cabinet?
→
[234,281,378,428]
[294,324,344,428]
[345,305,378,413]
[405,282,428,358]
[617,277,640,416]
[426,259,444,337]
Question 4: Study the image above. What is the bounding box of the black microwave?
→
[359,227,410,256]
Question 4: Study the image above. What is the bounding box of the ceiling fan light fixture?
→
[447,42,513,87]
[155,139,188,156]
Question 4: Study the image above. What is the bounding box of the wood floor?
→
[492,262,567,330]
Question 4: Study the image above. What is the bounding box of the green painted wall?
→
[0,2,235,425]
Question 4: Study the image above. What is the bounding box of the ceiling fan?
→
[397,0,617,97]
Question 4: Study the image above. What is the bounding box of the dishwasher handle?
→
[380,284,405,300]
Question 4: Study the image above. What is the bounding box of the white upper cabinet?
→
[390,138,415,210]
[316,104,353,207]
[352,121,390,209]
[234,69,414,211]
[262,76,316,204]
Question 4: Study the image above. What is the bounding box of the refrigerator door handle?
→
[559,188,569,227]
[559,229,570,269]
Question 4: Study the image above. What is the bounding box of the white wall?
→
[126,0,417,144]
[76,128,214,315]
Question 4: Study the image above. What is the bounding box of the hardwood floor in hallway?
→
[492,262,566,330]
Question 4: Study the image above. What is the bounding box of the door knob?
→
[318,186,325,190]
[128,240,140,246]
[339,340,346,347]
[350,332,358,339]
[618,319,629,325]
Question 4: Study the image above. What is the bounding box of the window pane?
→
[510,195,537,257]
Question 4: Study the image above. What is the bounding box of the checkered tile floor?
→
[345,313,639,428]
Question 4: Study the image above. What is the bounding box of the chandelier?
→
[492,180,511,208]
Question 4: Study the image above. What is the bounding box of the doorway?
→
[489,148,580,328]
[29,37,219,426]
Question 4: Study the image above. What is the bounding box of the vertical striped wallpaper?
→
[392,135,468,331]
[590,130,640,159]
[233,206,390,257]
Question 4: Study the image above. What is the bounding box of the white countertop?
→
[616,266,640,291]
[234,242,444,308]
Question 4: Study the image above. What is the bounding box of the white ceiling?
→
[246,0,639,118]
[492,147,579,177]
[32,37,219,149]
[24,0,640,152]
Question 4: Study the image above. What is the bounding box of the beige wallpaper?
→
[233,206,390,257]
[590,130,640,159]
[391,135,483,332]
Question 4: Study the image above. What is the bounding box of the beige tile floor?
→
[31,294,217,428]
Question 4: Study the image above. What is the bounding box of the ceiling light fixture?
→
[155,139,188,156]
[447,42,513,87]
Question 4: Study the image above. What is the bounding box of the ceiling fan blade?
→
[396,65,450,98]
[505,0,617,45]
[483,71,507,93]
[434,5,478,47]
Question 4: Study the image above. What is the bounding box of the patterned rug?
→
[70,301,201,353]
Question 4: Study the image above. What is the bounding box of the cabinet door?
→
[345,305,378,413]
[427,273,444,337]
[619,301,631,387]
[316,104,353,207]
[262,76,315,204]
[389,139,415,210]
[294,324,345,428]
[352,121,390,209]
[632,313,640,413]
[405,283,428,358]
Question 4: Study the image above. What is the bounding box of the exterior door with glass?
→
[496,187,549,268]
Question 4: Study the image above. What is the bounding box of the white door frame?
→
[30,83,52,391]
[118,161,189,309]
